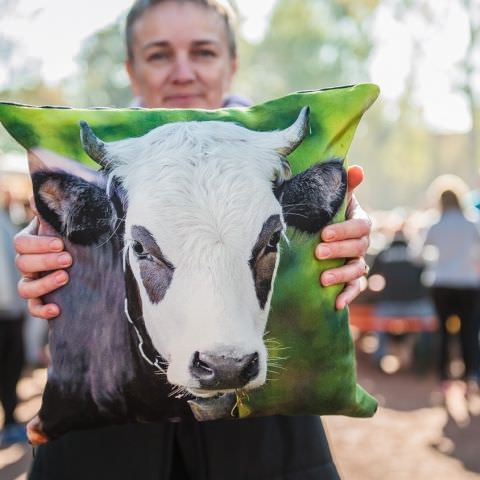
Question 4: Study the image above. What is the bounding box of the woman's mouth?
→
[164,94,203,107]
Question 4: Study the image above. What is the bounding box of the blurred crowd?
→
[352,174,480,404]
[0,179,48,446]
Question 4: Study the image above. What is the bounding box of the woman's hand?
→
[14,217,72,319]
[315,165,371,310]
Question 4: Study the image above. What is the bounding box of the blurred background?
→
[0,0,479,479]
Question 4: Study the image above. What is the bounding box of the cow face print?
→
[33,108,346,405]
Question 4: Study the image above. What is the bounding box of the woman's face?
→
[126,1,237,110]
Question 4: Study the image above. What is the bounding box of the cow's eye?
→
[132,240,149,258]
[266,230,282,253]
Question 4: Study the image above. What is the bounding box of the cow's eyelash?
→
[128,239,153,260]
[251,229,283,263]
[267,230,282,247]
[128,239,175,269]
[264,229,284,248]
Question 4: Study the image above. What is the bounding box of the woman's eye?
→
[194,49,216,58]
[147,51,169,62]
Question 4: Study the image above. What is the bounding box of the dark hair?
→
[440,189,461,212]
[125,0,237,60]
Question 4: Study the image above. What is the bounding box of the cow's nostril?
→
[190,351,260,388]
[191,351,215,380]
[240,352,259,383]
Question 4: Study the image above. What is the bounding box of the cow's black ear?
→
[32,171,114,245]
[278,159,347,234]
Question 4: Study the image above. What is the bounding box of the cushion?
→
[0,84,379,445]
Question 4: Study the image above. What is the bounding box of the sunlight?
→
[369,0,472,134]
[0,0,133,85]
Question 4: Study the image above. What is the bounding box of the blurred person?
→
[14,1,372,478]
[423,179,480,395]
[369,222,435,372]
[0,190,27,445]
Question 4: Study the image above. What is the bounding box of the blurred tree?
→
[0,0,43,92]
[66,20,132,107]
[457,0,480,177]
[235,0,378,102]
[0,81,65,106]
[352,0,480,208]
[388,0,480,179]
[0,0,16,66]
[0,0,66,152]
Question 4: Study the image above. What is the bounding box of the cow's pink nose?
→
[190,351,259,389]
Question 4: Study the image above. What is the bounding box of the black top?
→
[30,415,339,480]
[370,236,428,303]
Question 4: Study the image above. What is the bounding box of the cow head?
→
[34,109,346,405]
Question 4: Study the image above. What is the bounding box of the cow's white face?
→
[107,119,297,396]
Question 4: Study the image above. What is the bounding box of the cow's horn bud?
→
[273,158,292,186]
[275,106,310,157]
[80,121,109,169]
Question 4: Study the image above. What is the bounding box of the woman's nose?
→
[171,57,196,83]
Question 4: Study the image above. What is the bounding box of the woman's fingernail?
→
[58,253,72,267]
[49,239,63,251]
[322,273,335,285]
[55,271,68,285]
[323,230,335,241]
[47,306,59,317]
[316,245,331,259]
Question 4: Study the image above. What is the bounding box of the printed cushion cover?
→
[0,83,379,444]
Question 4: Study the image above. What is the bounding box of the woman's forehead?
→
[131,2,229,50]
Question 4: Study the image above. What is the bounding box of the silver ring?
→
[364,263,370,277]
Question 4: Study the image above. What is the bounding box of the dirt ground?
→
[1,341,480,480]
[325,349,480,480]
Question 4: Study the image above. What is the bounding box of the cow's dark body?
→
[37,177,191,440]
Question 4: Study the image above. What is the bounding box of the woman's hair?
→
[125,0,237,60]
[440,189,461,212]
[426,173,469,212]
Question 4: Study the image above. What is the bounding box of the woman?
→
[423,180,480,392]
[17,1,371,478]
